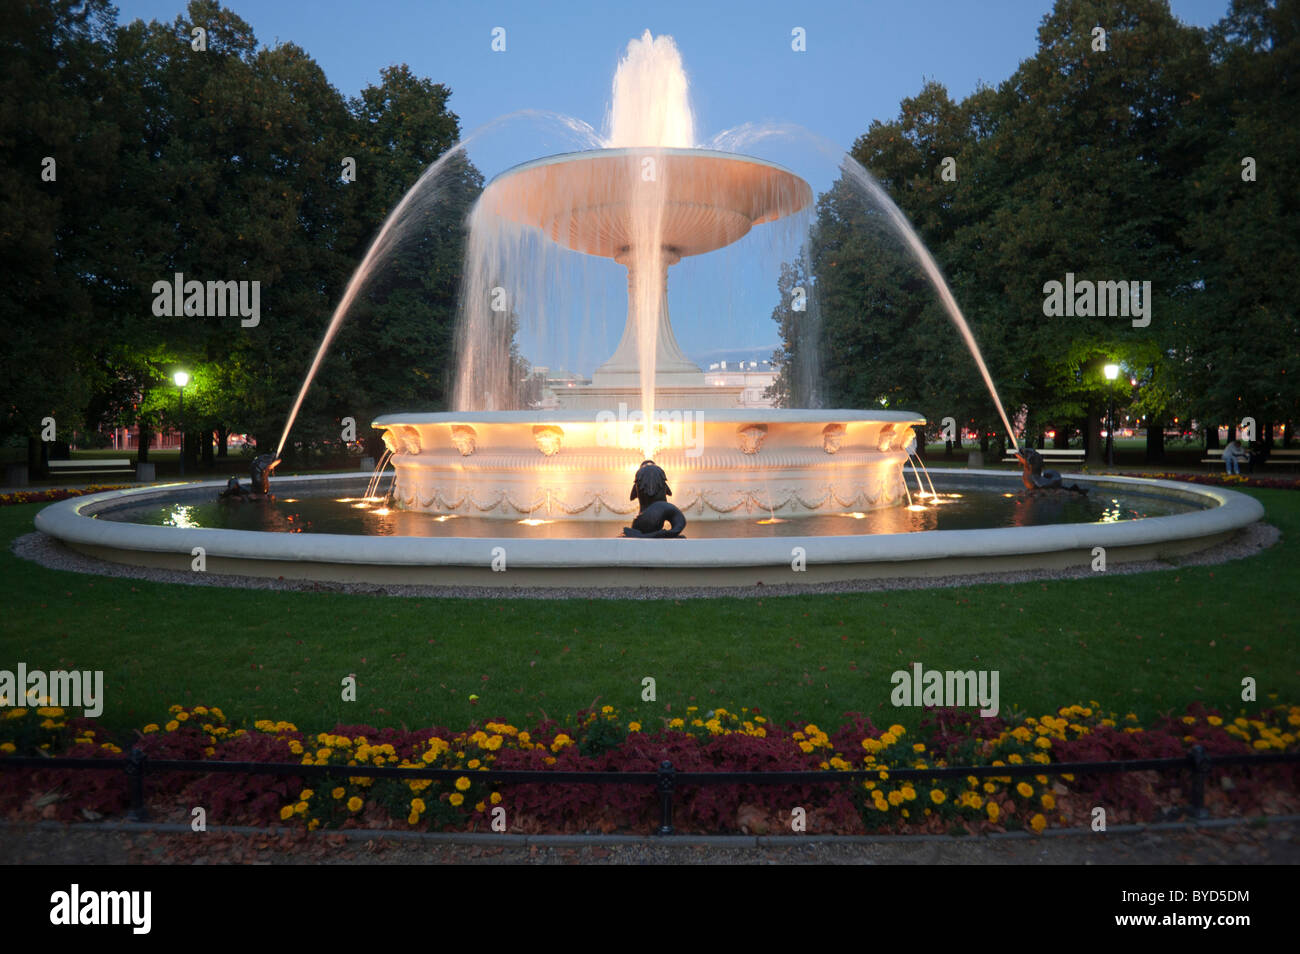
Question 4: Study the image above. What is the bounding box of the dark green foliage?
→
[0,0,489,458]
[776,0,1298,458]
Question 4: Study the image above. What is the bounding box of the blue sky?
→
[109,0,1236,372]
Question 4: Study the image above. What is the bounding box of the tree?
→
[0,0,120,471]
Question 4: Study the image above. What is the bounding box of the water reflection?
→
[106,487,1199,540]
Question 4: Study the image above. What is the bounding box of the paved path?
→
[4,819,1297,865]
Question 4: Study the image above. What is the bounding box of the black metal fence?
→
[2,746,1295,835]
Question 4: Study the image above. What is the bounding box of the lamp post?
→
[1103,363,1120,466]
[174,371,189,476]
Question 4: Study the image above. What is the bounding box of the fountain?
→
[374,32,923,523]
[31,32,1264,587]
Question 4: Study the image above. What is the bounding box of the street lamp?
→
[1103,363,1120,466]
[174,371,189,476]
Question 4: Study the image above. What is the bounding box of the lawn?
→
[1,489,1294,738]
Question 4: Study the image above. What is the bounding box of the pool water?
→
[98,485,1202,539]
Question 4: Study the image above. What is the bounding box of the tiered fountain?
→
[373,33,924,523]
[32,32,1262,587]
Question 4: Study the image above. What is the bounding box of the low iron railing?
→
[2,746,1295,835]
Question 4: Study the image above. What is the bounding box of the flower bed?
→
[1119,472,1298,490]
[0,485,131,506]
[1,702,1296,835]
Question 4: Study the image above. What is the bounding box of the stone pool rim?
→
[31,470,1265,588]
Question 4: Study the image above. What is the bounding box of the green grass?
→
[1,490,1294,737]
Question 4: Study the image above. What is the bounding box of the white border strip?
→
[33,470,1264,571]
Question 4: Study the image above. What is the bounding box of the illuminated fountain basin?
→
[33,472,1263,587]
[372,410,923,520]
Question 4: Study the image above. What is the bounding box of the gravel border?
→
[3,818,1297,865]
[11,519,1279,601]
[7,813,1297,843]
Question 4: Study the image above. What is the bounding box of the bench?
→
[1001,448,1087,465]
[1200,447,1300,468]
[47,458,134,479]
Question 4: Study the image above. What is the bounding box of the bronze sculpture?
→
[623,460,687,538]
[218,454,281,501]
[1014,447,1087,494]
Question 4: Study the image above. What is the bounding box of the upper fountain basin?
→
[476,148,814,259]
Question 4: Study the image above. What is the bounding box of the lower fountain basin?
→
[33,471,1263,589]
[371,409,927,521]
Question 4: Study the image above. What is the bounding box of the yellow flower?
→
[455,776,471,791]
[987,802,1000,822]
[1016,782,1033,798]
[176,711,189,722]
[490,792,502,805]
[308,819,320,831]
[930,789,946,805]
[142,724,159,734]
[299,789,313,801]
[411,798,426,813]
[628,722,642,732]
[332,787,345,799]
[468,759,481,769]
[1030,813,1047,833]
[347,796,363,813]
[912,743,925,753]
[449,793,464,807]
[983,782,996,794]
[407,812,419,825]
[279,805,294,821]
[165,720,179,732]
[475,801,486,812]
[1041,793,1056,810]
[294,801,308,815]
[901,785,916,802]
[888,724,905,736]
